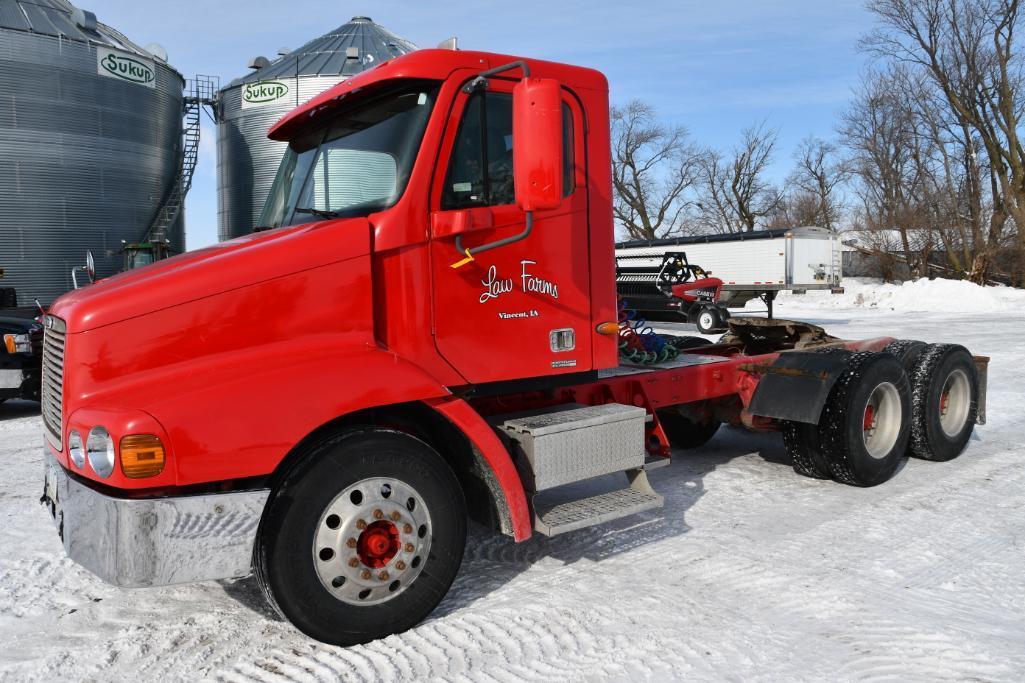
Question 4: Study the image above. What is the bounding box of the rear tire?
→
[908,344,978,462]
[782,421,830,479]
[883,339,927,373]
[255,429,466,646]
[817,352,911,487]
[657,409,720,449]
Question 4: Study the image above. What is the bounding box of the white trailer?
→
[615,226,844,316]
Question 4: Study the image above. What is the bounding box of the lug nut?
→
[403,524,413,534]
[348,558,360,567]
[405,543,415,553]
[356,519,367,530]
[346,538,357,548]
[361,570,372,580]
[373,509,384,520]
[390,511,402,521]
[395,560,406,571]
[378,571,389,581]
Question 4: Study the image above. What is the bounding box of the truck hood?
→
[50,219,372,333]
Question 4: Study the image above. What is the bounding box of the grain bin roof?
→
[0,0,161,59]
[229,16,416,87]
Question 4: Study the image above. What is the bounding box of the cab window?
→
[442,90,575,210]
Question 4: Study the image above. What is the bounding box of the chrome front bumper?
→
[42,454,270,588]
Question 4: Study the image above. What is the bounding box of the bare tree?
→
[697,123,784,233]
[610,100,701,240]
[911,79,1014,282]
[840,68,929,274]
[863,0,1025,282]
[785,136,849,229]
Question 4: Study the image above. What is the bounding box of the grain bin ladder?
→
[142,75,219,248]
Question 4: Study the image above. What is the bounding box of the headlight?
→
[86,426,116,478]
[3,333,31,354]
[68,430,85,468]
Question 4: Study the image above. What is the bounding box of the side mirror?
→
[513,78,563,212]
[72,250,96,289]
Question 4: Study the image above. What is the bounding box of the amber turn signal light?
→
[595,322,620,335]
[119,434,166,478]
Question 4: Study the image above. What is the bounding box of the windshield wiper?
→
[294,206,343,219]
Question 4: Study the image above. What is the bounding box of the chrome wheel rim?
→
[313,477,432,606]
[939,369,971,437]
[862,381,902,459]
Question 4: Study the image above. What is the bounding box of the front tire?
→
[255,429,466,646]
[695,306,725,334]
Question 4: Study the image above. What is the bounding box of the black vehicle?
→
[0,314,43,405]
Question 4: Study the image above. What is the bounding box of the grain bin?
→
[0,0,186,304]
[216,16,416,241]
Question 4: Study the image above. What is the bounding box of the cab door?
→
[430,80,589,385]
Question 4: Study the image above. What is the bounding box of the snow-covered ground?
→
[2,279,1024,681]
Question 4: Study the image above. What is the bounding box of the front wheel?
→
[255,429,466,646]
[695,306,725,334]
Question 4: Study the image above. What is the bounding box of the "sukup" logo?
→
[100,53,154,84]
[243,81,289,104]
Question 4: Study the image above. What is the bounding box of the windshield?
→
[257,80,440,230]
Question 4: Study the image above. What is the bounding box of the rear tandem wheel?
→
[785,351,912,487]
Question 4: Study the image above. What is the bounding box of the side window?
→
[442,92,514,209]
[442,95,484,208]
[442,91,575,209]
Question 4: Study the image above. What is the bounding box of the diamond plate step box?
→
[498,403,646,491]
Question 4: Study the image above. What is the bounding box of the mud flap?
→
[747,350,852,424]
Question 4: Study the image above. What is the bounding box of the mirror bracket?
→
[461,60,531,93]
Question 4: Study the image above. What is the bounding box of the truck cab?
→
[40,49,985,647]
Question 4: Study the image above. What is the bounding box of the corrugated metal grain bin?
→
[216,16,415,241]
[0,0,185,304]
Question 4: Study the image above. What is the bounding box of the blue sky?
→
[86,0,877,248]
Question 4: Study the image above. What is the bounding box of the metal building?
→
[216,16,416,241]
[0,0,186,304]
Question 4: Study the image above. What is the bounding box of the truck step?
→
[640,456,671,470]
[497,403,646,491]
[534,485,664,537]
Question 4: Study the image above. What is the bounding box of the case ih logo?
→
[96,47,155,88]
[242,81,290,107]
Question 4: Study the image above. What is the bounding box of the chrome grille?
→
[41,316,66,450]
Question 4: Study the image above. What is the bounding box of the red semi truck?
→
[40,49,987,646]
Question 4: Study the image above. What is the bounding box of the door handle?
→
[431,208,493,239]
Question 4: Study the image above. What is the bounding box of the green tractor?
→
[121,239,173,271]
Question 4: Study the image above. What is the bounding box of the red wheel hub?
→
[863,404,876,432]
[357,520,400,568]
[940,392,950,415]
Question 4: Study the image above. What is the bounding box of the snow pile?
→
[777,277,1025,313]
